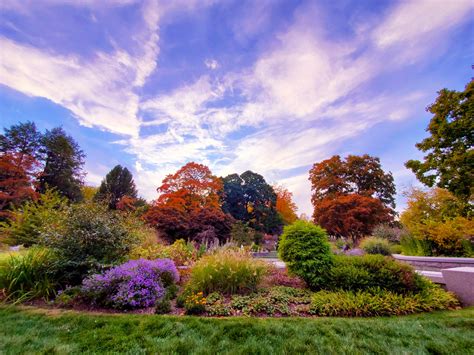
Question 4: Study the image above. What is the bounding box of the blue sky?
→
[0,0,473,215]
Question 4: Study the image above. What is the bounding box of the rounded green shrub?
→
[360,237,392,255]
[278,221,333,290]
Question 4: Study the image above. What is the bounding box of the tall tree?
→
[406,79,474,205]
[0,121,43,163]
[95,165,137,209]
[274,185,298,224]
[309,154,396,209]
[222,171,282,233]
[38,127,85,202]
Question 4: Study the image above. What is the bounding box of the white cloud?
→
[204,59,219,70]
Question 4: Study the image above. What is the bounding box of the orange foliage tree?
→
[144,162,233,244]
[313,194,392,242]
[274,185,298,224]
[0,153,38,219]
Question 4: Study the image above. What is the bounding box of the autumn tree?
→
[0,153,38,219]
[309,154,396,209]
[313,194,392,242]
[95,165,137,209]
[144,162,233,243]
[38,127,85,202]
[400,188,474,256]
[0,122,42,218]
[406,79,473,206]
[309,154,396,240]
[222,171,283,233]
[274,185,298,224]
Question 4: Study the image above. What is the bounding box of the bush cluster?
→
[278,221,333,289]
[323,255,430,294]
[81,258,179,309]
[309,286,459,317]
[360,237,392,256]
[185,249,268,295]
[130,239,204,266]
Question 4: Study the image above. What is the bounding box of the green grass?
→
[1,306,473,354]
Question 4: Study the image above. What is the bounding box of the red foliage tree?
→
[0,152,38,219]
[144,162,233,243]
[313,194,392,242]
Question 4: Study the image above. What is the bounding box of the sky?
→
[0,0,473,216]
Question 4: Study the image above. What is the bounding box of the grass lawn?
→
[0,306,473,354]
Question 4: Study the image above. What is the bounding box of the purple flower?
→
[82,258,179,309]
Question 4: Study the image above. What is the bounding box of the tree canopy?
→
[274,185,298,224]
[95,165,137,209]
[406,79,473,206]
[38,128,85,202]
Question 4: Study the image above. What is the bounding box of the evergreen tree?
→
[95,165,137,209]
[38,127,85,201]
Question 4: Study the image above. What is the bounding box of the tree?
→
[144,162,232,243]
[0,121,43,163]
[406,79,473,205]
[309,154,396,209]
[38,127,85,202]
[274,185,298,224]
[95,165,137,209]
[157,162,222,212]
[313,194,392,242]
[222,171,283,233]
[400,188,474,256]
[0,153,38,219]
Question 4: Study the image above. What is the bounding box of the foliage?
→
[313,194,393,241]
[309,154,396,208]
[185,249,267,295]
[157,162,222,212]
[184,291,207,314]
[400,188,474,256]
[0,153,38,219]
[154,297,172,314]
[405,79,473,204]
[130,239,199,266]
[371,223,406,243]
[0,189,67,247]
[0,247,60,303]
[360,237,392,255]
[0,121,43,161]
[38,127,85,202]
[81,186,98,202]
[1,307,474,354]
[94,165,137,209]
[400,234,433,256]
[309,286,459,317]
[274,185,298,224]
[278,220,333,289]
[221,171,283,233]
[230,221,257,246]
[81,258,179,309]
[323,255,430,294]
[41,203,140,285]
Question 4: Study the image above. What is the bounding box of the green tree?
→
[221,171,283,234]
[38,127,85,202]
[95,165,137,209]
[0,121,43,163]
[406,79,474,206]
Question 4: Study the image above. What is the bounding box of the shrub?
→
[323,255,430,294]
[400,234,433,256]
[155,298,172,314]
[372,224,406,243]
[309,286,459,317]
[360,237,392,255]
[185,249,267,295]
[278,221,333,289]
[230,221,257,246]
[0,190,67,247]
[184,291,207,315]
[81,258,179,309]
[41,203,140,285]
[0,247,61,303]
[130,239,199,266]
